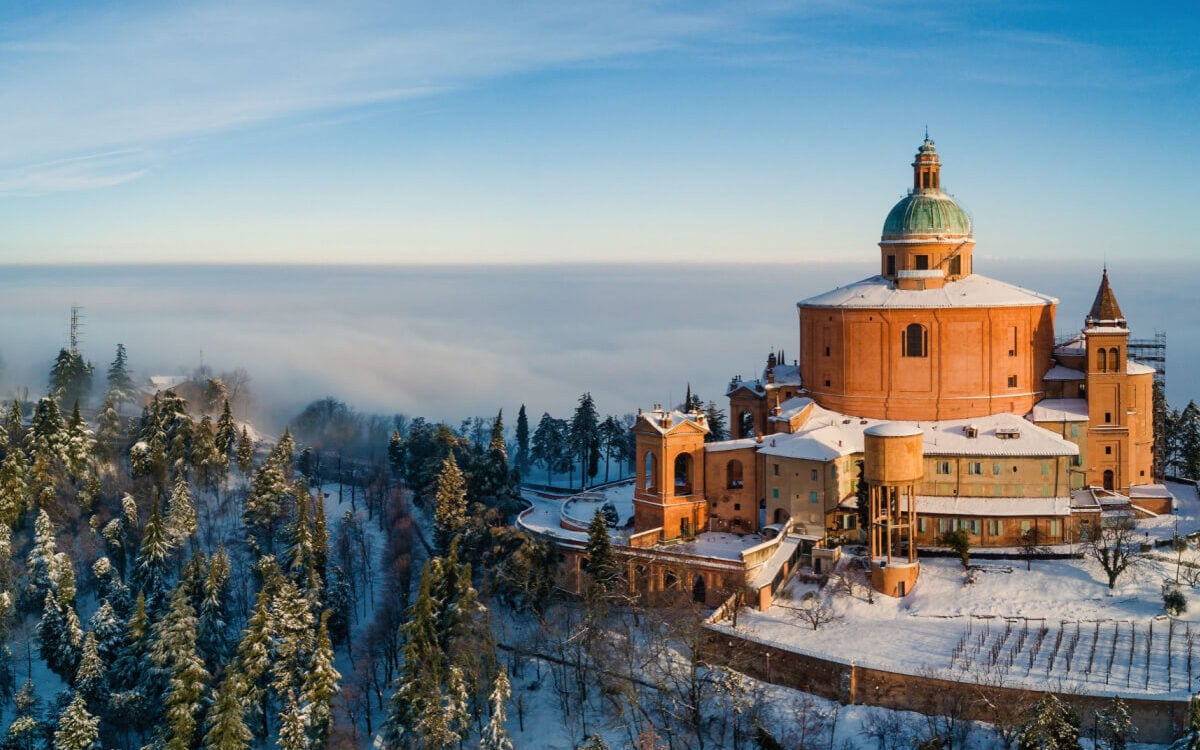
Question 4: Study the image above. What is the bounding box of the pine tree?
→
[3,680,42,749]
[89,599,124,667]
[388,429,406,480]
[105,343,137,410]
[234,580,276,741]
[276,692,308,750]
[154,583,212,750]
[52,692,99,750]
[243,450,289,553]
[203,670,252,750]
[269,579,315,708]
[571,393,601,488]
[443,664,471,748]
[49,347,94,411]
[383,561,444,744]
[236,427,253,473]
[26,509,58,604]
[301,611,341,746]
[0,447,29,528]
[287,479,315,586]
[197,545,232,672]
[134,498,173,612]
[433,453,467,555]
[3,401,23,452]
[515,404,530,474]
[191,415,223,490]
[64,402,93,481]
[1096,695,1134,750]
[1018,692,1081,750]
[38,590,83,681]
[481,667,515,750]
[215,400,237,464]
[703,400,728,442]
[585,508,619,604]
[92,396,122,464]
[74,632,107,709]
[165,475,198,550]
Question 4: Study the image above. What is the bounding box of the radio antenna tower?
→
[69,305,85,355]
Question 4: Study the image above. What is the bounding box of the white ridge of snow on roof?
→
[798,273,1059,309]
[915,495,1071,517]
[1042,365,1085,381]
[1029,398,1089,423]
[705,438,759,453]
[1126,361,1155,375]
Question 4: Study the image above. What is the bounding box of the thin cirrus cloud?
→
[0,1,756,196]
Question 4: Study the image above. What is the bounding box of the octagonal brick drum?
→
[862,423,923,485]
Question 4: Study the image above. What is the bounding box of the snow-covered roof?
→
[1084,326,1130,334]
[767,363,802,386]
[1029,398,1089,423]
[705,438,759,453]
[798,273,1058,310]
[921,413,1078,457]
[1129,483,1173,499]
[768,396,814,423]
[915,495,1072,517]
[1054,336,1085,356]
[1042,365,1085,381]
[1127,361,1155,375]
[757,406,1077,462]
[636,408,709,436]
[145,374,189,392]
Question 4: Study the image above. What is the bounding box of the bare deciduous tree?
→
[1082,519,1145,589]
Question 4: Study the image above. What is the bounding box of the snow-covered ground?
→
[711,481,1200,703]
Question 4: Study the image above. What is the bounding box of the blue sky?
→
[0,1,1196,265]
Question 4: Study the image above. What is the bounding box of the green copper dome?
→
[882,191,972,238]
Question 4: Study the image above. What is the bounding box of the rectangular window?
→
[809,491,819,504]
[733,503,741,511]
[967,462,982,475]
[937,519,949,533]
[1007,375,1018,388]
[993,462,1001,475]
[915,255,929,270]
[1105,412,1112,424]
[1049,520,1061,537]
[987,520,1001,536]
[773,463,780,476]
[1105,446,1112,455]
[824,346,831,356]
[772,488,779,499]
[1041,462,1050,475]
[1070,424,1079,438]
[917,518,927,533]
[886,254,896,276]
[811,468,819,481]
[948,255,961,276]
[937,461,951,475]
[1020,520,1031,533]
[969,520,981,535]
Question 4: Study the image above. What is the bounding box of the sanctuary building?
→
[523,137,1165,603]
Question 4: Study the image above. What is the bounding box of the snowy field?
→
[712,481,1200,702]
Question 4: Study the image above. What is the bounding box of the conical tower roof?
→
[1085,269,1126,328]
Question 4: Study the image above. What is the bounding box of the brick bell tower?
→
[632,407,710,541]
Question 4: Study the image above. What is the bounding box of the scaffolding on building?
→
[1128,330,1167,391]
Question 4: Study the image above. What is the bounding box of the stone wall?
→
[703,627,1187,744]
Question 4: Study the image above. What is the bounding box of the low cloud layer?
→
[0,261,1192,430]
